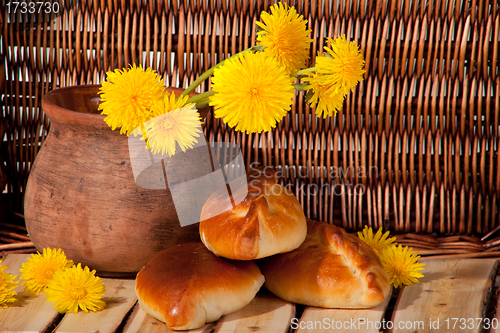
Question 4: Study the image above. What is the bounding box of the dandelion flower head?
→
[145,92,202,157]
[357,226,397,256]
[20,248,74,293]
[0,260,18,309]
[380,245,426,288]
[303,73,345,118]
[45,263,106,314]
[314,35,365,95]
[209,51,294,134]
[256,2,312,74]
[98,64,165,136]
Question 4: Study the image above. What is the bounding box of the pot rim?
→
[42,84,105,122]
[41,84,209,128]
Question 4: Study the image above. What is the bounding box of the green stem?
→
[186,91,214,106]
[179,66,217,98]
[180,45,264,97]
[293,83,309,91]
[194,96,212,109]
[291,67,319,77]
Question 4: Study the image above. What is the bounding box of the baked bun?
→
[259,219,390,308]
[199,167,307,260]
[135,243,264,330]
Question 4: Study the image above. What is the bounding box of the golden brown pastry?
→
[199,167,307,260]
[259,219,391,308]
[135,243,264,330]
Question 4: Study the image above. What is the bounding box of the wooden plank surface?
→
[295,289,392,333]
[0,254,62,333]
[123,306,214,333]
[215,290,295,333]
[392,258,498,333]
[54,278,137,333]
[491,274,500,333]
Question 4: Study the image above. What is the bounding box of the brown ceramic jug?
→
[24,85,207,276]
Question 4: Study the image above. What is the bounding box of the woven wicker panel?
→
[1,0,499,235]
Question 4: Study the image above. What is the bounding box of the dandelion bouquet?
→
[358,226,426,288]
[19,248,106,314]
[0,260,18,309]
[0,248,106,314]
[97,2,365,156]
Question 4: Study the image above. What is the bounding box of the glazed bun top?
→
[200,167,307,260]
[259,219,391,309]
[135,242,264,330]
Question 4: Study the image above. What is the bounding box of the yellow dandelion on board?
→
[45,263,106,314]
[144,92,202,157]
[209,51,295,134]
[20,248,74,293]
[0,260,18,309]
[303,73,345,118]
[357,226,397,256]
[379,245,426,288]
[98,64,165,136]
[256,2,312,74]
[314,35,365,95]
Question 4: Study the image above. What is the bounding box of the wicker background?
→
[1,0,499,236]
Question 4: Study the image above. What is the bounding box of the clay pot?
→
[24,85,208,276]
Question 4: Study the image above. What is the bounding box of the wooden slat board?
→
[215,290,295,333]
[0,254,137,333]
[123,306,214,333]
[296,289,392,333]
[493,282,500,333]
[392,258,498,333]
[124,290,294,333]
[0,254,62,333]
[53,279,137,333]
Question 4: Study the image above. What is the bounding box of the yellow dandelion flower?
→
[20,248,74,293]
[98,64,165,136]
[45,263,106,314]
[303,73,345,118]
[209,51,294,133]
[314,35,365,95]
[0,260,18,309]
[256,2,312,74]
[144,92,202,157]
[379,245,426,288]
[357,225,397,256]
